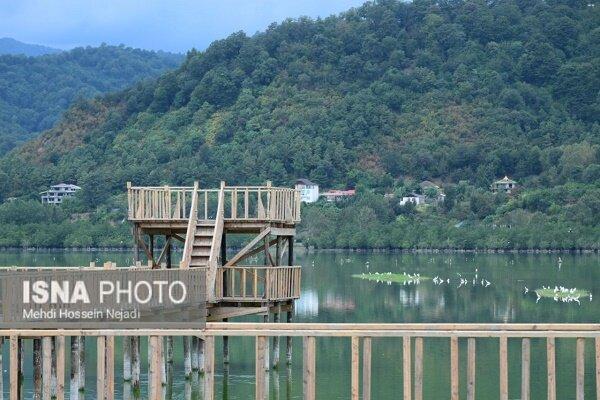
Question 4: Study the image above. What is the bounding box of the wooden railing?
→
[127,183,194,220]
[127,182,301,223]
[179,181,199,269]
[2,324,599,400]
[206,183,225,301]
[215,265,302,301]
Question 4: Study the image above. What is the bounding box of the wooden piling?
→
[131,336,140,391]
[10,336,18,400]
[198,338,205,374]
[51,338,57,399]
[43,337,52,400]
[273,309,280,369]
[286,310,293,365]
[106,336,115,399]
[56,336,65,400]
[263,314,270,371]
[192,337,199,370]
[70,337,79,400]
[183,337,192,378]
[34,338,42,400]
[123,336,132,381]
[78,336,85,392]
[160,337,167,386]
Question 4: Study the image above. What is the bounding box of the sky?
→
[0,0,367,53]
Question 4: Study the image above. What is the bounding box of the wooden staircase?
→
[180,182,225,300]
[189,221,216,267]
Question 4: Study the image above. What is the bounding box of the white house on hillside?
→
[295,178,319,203]
[40,183,81,205]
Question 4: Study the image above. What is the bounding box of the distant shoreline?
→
[0,246,597,254]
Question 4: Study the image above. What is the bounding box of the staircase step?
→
[193,238,212,246]
[195,229,214,236]
[192,249,211,257]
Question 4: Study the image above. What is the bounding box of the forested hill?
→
[0,44,183,154]
[0,38,61,56]
[0,0,599,249]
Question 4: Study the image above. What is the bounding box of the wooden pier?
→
[1,323,600,399]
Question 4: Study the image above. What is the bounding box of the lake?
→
[1,251,598,399]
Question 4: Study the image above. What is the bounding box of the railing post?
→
[414,338,423,400]
[576,338,584,400]
[467,338,476,400]
[403,336,411,400]
[547,337,556,400]
[55,336,65,400]
[204,336,215,400]
[363,337,372,400]
[499,336,508,400]
[521,338,530,400]
[450,337,459,400]
[303,336,316,400]
[351,336,359,400]
[256,336,268,400]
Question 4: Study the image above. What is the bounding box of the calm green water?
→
[1,251,599,399]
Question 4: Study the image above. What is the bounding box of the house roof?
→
[322,189,356,196]
[494,176,516,184]
[50,183,81,189]
[296,178,316,186]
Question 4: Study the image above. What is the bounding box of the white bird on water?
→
[524,286,529,294]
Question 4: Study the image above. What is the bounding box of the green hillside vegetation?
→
[0,0,598,250]
[0,44,183,153]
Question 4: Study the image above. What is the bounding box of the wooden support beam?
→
[224,227,271,267]
[351,336,359,400]
[172,234,186,243]
[547,337,556,400]
[303,336,316,400]
[70,337,79,400]
[522,338,530,400]
[467,338,476,400]
[450,337,459,400]
[414,338,423,400]
[155,236,172,267]
[270,227,296,237]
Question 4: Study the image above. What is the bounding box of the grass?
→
[352,272,429,284]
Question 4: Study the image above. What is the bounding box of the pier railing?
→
[2,323,599,400]
[127,183,301,223]
[215,265,302,301]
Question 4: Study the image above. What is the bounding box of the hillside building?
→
[321,189,356,202]
[491,176,517,194]
[40,183,81,204]
[295,178,319,203]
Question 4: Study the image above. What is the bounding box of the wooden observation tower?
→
[127,181,302,323]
